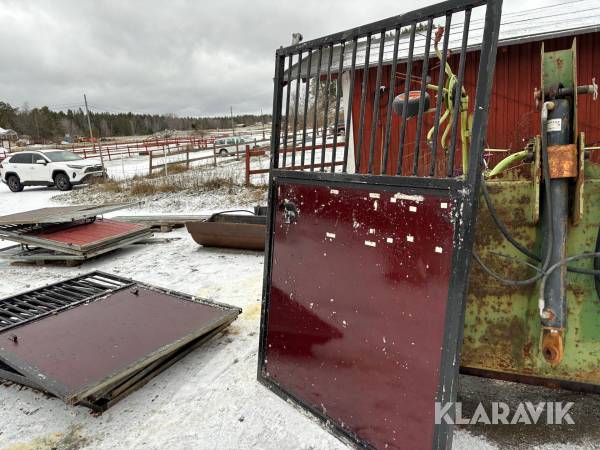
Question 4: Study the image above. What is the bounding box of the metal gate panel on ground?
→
[26,219,150,251]
[0,219,152,259]
[258,1,502,449]
[0,271,241,410]
[0,203,134,225]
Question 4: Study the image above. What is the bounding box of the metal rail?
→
[0,272,132,331]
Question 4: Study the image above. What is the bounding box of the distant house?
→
[0,127,18,150]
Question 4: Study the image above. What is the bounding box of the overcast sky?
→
[1,0,554,117]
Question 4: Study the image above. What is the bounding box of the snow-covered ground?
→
[0,173,599,449]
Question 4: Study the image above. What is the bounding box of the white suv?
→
[0,150,105,192]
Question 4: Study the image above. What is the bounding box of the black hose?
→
[481,180,539,261]
[539,252,600,309]
[472,108,554,285]
[209,209,256,220]
[482,177,600,276]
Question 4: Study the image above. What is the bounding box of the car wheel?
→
[219,149,229,156]
[54,173,72,191]
[7,175,23,192]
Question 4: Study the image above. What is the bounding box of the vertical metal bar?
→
[381,26,401,175]
[396,23,417,175]
[270,53,286,170]
[434,2,502,449]
[331,41,345,173]
[367,30,386,174]
[465,1,501,185]
[300,50,313,169]
[259,49,290,384]
[291,50,303,168]
[282,54,293,168]
[412,18,434,176]
[320,44,334,171]
[343,39,358,173]
[265,52,286,249]
[355,33,372,173]
[310,47,323,172]
[447,8,471,177]
[429,14,452,177]
[310,47,323,171]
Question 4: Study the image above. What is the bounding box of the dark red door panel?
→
[262,180,455,450]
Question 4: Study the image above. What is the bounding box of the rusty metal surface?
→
[541,328,565,367]
[573,132,586,224]
[462,176,600,388]
[0,219,152,258]
[261,181,455,450]
[186,219,265,251]
[0,203,134,225]
[548,144,577,178]
[530,137,542,223]
[0,232,153,263]
[0,273,241,408]
[27,219,148,250]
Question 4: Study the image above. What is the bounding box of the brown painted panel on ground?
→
[27,219,147,248]
[0,287,234,398]
[263,181,455,450]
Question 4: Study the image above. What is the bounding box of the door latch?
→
[281,201,299,224]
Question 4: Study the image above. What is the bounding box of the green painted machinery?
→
[461,38,600,389]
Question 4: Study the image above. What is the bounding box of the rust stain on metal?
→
[555,57,564,70]
[548,144,577,178]
[542,328,564,367]
[29,219,147,247]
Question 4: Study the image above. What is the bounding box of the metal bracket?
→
[573,132,585,225]
[530,136,541,224]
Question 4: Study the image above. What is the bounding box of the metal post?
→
[84,94,105,170]
[162,142,168,176]
[245,144,251,185]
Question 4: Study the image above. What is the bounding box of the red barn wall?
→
[351,31,600,176]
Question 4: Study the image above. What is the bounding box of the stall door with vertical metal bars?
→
[259,1,502,449]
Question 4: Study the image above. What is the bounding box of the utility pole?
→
[84,94,105,169]
[261,107,265,140]
[231,106,239,160]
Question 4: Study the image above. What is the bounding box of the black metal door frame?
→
[258,1,503,448]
